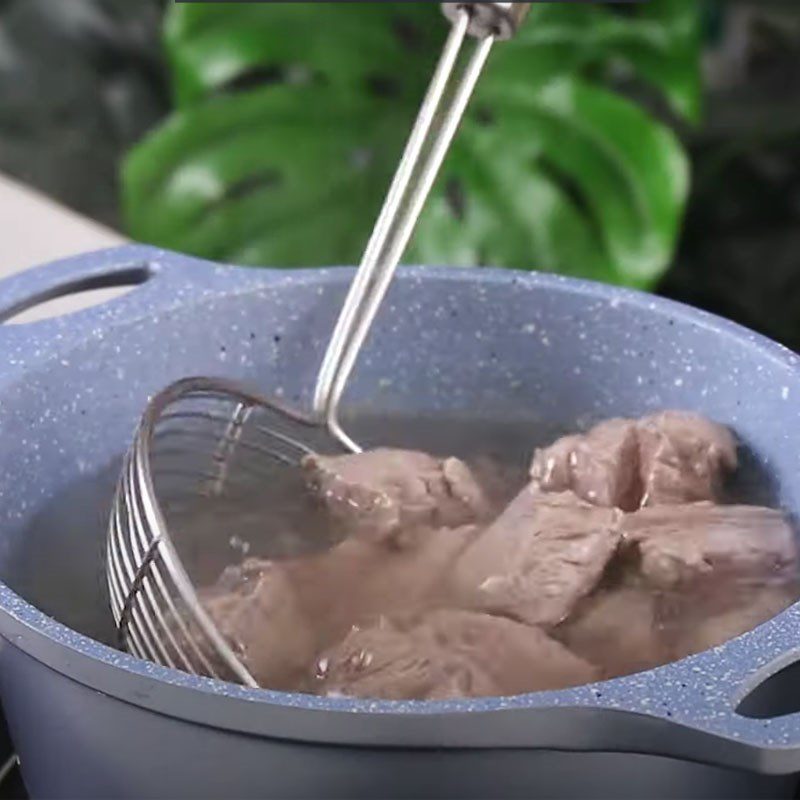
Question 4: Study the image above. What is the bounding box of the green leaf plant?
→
[123,1,700,288]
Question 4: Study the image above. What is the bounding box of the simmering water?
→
[163,412,799,697]
[165,412,542,584]
[7,412,795,699]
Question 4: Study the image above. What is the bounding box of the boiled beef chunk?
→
[313,615,499,700]
[561,580,798,672]
[287,524,480,647]
[199,558,315,689]
[636,411,737,506]
[302,448,491,547]
[621,503,797,590]
[315,609,597,700]
[668,583,798,657]
[453,489,622,627]
[421,609,598,695]
[530,412,737,510]
[530,419,641,511]
[557,587,670,678]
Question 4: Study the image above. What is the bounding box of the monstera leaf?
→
[123,1,700,287]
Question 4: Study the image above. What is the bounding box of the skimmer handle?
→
[313,3,535,452]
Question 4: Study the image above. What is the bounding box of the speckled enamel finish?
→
[1,245,800,797]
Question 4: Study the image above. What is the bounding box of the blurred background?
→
[0,1,798,347]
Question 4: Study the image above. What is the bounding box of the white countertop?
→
[0,173,129,322]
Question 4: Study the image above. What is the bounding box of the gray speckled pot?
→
[1,246,800,799]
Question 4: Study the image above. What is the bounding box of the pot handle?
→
[439,642,800,776]
[683,644,800,774]
[0,245,244,388]
[0,245,170,326]
[576,628,800,775]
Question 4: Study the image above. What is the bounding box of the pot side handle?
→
[0,245,249,383]
[0,245,174,326]
[596,635,800,775]
[439,646,800,776]
[700,646,800,774]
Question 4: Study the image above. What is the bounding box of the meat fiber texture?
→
[198,559,315,689]
[556,586,670,679]
[621,502,797,590]
[314,609,597,700]
[452,489,622,627]
[530,411,737,511]
[302,448,493,547]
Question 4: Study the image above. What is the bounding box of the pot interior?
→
[0,268,795,659]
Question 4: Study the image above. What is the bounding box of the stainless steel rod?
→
[312,9,495,452]
[325,33,495,452]
[312,10,470,430]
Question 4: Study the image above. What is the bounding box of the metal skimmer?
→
[107,2,531,686]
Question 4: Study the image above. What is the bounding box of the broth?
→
[162,412,800,700]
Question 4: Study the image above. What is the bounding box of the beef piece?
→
[560,581,798,678]
[312,615,499,700]
[421,609,598,695]
[302,448,491,547]
[453,489,622,627]
[557,587,670,678]
[530,412,737,510]
[621,503,797,590]
[288,524,480,648]
[669,583,798,657]
[199,558,315,689]
[530,419,641,511]
[314,609,597,700]
[637,411,737,506]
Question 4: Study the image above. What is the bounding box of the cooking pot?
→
[1,245,800,799]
